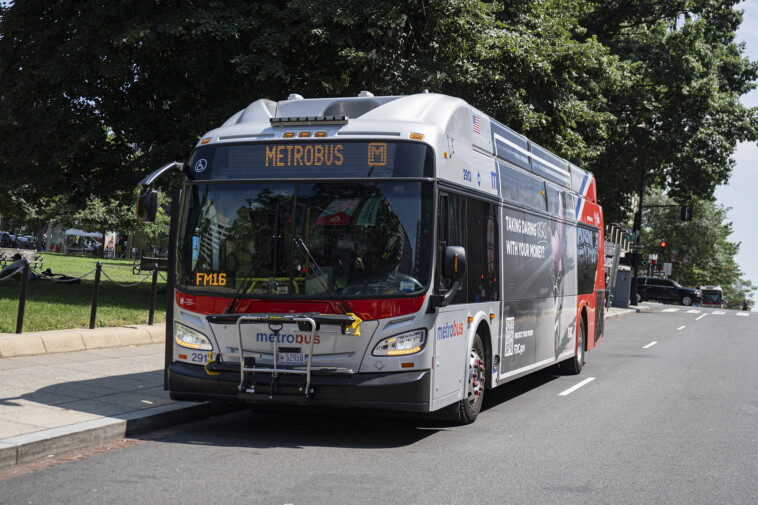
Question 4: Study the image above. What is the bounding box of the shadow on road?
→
[482,367,561,412]
[2,365,562,451]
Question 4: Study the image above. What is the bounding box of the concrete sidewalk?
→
[0,304,650,469]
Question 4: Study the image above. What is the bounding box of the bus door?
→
[432,192,470,409]
[431,191,501,409]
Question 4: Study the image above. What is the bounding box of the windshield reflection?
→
[178,182,433,298]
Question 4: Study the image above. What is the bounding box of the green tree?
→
[578,0,758,223]
[1,0,756,273]
[640,188,754,307]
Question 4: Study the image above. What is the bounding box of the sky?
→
[713,0,758,299]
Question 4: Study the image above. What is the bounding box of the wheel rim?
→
[682,296,692,306]
[467,346,485,406]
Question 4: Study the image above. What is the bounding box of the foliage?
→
[640,188,754,307]
[578,0,758,223]
[0,0,756,281]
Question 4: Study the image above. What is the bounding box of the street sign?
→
[629,243,647,250]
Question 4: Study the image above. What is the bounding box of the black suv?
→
[634,276,702,306]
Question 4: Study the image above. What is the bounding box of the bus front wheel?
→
[458,333,485,424]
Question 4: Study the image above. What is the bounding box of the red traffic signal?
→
[660,241,667,249]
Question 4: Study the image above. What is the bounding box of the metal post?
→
[89,261,102,329]
[630,170,646,306]
[149,263,158,325]
[16,259,30,334]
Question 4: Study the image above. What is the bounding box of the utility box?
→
[612,267,632,308]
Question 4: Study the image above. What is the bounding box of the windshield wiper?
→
[225,265,256,314]
[294,237,351,315]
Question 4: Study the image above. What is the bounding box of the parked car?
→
[16,236,36,249]
[634,276,702,306]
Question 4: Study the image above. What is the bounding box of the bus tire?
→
[458,332,485,424]
[562,317,585,375]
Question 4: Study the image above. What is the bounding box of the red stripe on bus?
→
[175,291,426,321]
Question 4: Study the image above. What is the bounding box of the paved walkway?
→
[0,304,649,469]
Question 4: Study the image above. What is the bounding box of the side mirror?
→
[429,246,466,310]
[442,246,466,282]
[136,190,158,222]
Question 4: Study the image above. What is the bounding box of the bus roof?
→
[198,91,596,203]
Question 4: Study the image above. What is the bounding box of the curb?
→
[604,304,653,321]
[0,324,166,358]
[0,401,238,469]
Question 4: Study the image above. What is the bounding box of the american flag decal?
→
[472,114,481,134]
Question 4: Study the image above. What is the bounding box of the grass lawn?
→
[0,253,167,333]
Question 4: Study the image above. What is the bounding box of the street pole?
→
[630,170,645,306]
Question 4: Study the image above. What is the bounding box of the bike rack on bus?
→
[205,313,358,400]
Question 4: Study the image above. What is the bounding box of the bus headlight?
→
[175,323,212,350]
[372,329,426,356]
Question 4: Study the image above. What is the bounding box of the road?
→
[1,305,756,505]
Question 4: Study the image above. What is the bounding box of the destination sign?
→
[265,143,346,167]
[186,141,433,180]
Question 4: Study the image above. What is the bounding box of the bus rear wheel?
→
[562,318,585,375]
[459,333,485,424]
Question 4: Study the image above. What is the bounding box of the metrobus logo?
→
[256,332,321,345]
[368,142,387,166]
[437,321,464,340]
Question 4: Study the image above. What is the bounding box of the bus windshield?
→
[177,181,434,298]
[701,289,722,305]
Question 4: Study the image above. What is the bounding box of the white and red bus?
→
[138,91,605,423]
[700,285,724,308]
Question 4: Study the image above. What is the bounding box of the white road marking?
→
[558,377,596,396]
[687,309,700,314]
[736,312,749,317]
[696,313,708,321]
[713,311,726,315]
[662,308,680,312]
[677,326,686,330]
[643,341,658,349]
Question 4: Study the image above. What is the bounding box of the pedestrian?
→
[605,272,610,307]
[694,283,701,307]
[743,299,749,311]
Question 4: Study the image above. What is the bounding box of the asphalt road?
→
[1,305,756,505]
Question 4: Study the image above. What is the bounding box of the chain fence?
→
[3,259,166,334]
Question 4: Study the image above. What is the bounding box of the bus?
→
[700,285,724,308]
[137,91,605,423]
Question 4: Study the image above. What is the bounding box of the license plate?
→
[276,352,306,366]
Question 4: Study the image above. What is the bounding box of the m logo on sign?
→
[368,143,387,166]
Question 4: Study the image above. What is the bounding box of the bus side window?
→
[577,227,598,295]
[466,198,499,302]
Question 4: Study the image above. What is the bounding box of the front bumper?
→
[167,361,431,413]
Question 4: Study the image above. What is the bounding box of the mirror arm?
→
[428,279,460,311]
[138,161,185,187]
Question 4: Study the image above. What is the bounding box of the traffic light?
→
[681,205,693,221]
[660,240,667,250]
